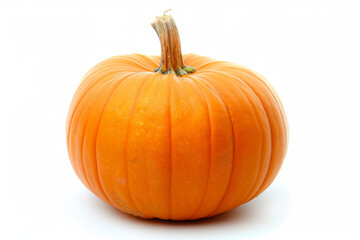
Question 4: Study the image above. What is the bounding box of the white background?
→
[0,0,358,239]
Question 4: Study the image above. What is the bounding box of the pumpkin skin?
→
[66,16,288,221]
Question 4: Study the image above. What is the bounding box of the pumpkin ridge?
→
[67,68,129,151]
[123,73,154,216]
[204,67,286,201]
[68,71,126,191]
[78,107,95,194]
[182,74,233,219]
[224,73,263,204]
[220,66,288,148]
[147,55,161,68]
[90,72,140,206]
[189,60,218,71]
[236,73,284,201]
[220,71,270,203]
[235,70,286,200]
[134,54,162,71]
[80,73,134,202]
[228,73,273,203]
[193,75,235,217]
[244,70,288,160]
[185,75,212,220]
[168,74,173,219]
[80,65,130,86]
[182,54,215,70]
[116,56,155,72]
[201,70,265,210]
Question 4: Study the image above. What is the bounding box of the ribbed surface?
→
[66,53,288,220]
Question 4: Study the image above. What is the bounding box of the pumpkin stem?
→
[151,14,195,77]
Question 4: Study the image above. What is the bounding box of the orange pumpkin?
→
[66,14,288,220]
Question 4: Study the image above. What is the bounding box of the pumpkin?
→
[66,14,288,220]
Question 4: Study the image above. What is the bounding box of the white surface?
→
[0,0,358,239]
